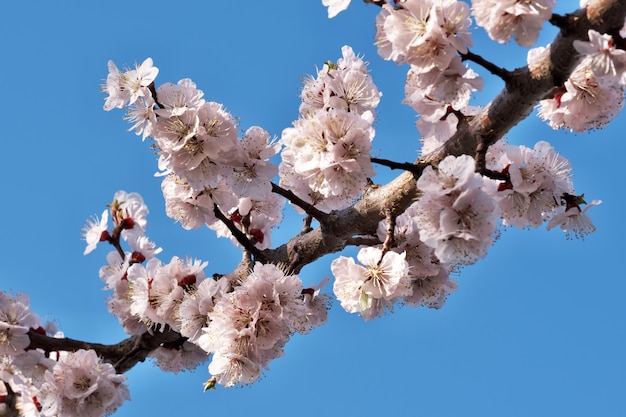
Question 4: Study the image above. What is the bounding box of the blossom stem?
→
[147,81,164,109]
[302,214,314,234]
[108,237,127,262]
[380,209,396,261]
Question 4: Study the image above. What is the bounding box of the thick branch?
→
[27,327,185,374]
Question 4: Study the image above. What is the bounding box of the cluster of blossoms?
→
[414,154,498,265]
[104,58,283,250]
[472,0,556,47]
[373,0,484,153]
[330,141,600,320]
[197,263,329,387]
[537,28,626,132]
[486,141,574,228]
[83,191,330,387]
[488,140,601,237]
[326,0,556,49]
[332,205,457,320]
[279,45,381,212]
[0,292,130,417]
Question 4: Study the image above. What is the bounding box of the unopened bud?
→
[99,230,111,242]
[120,217,135,229]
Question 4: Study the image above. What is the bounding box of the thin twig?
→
[302,214,314,234]
[461,50,512,82]
[380,208,396,258]
[271,182,328,220]
[212,204,266,262]
[371,157,425,175]
[364,0,386,7]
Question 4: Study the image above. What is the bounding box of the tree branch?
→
[27,327,185,374]
[371,157,426,175]
[212,203,266,262]
[461,50,512,82]
[271,182,329,220]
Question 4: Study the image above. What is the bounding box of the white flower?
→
[208,352,261,388]
[547,199,601,239]
[154,78,204,118]
[358,247,411,300]
[404,56,483,114]
[331,247,411,320]
[0,291,41,329]
[415,155,497,265]
[81,209,109,255]
[404,268,457,309]
[149,341,208,373]
[491,141,573,228]
[574,30,626,81]
[178,277,229,343]
[161,174,220,230]
[128,256,207,331]
[299,45,380,116]
[40,349,129,417]
[322,0,351,18]
[113,191,149,241]
[0,322,30,355]
[225,126,280,200]
[538,57,625,132]
[472,0,555,47]
[417,154,483,196]
[102,57,158,111]
[125,93,157,140]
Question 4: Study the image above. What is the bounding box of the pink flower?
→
[40,349,129,417]
[547,199,601,239]
[0,322,30,355]
[331,247,411,320]
[574,30,626,81]
[102,57,158,111]
[538,58,625,132]
[149,341,208,374]
[81,210,109,255]
[472,0,555,47]
[375,1,471,69]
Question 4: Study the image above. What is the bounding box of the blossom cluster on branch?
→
[2,0,625,415]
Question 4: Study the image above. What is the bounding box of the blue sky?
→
[1,1,624,416]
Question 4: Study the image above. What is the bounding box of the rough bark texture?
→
[22,0,626,379]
